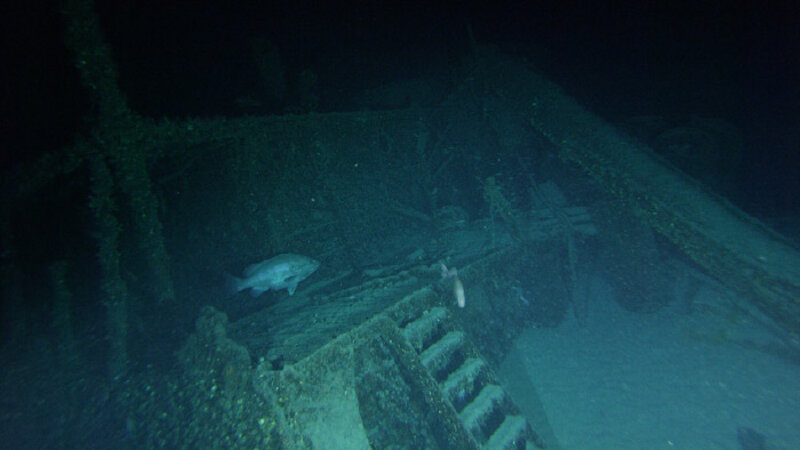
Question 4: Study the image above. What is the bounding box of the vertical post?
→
[88,152,129,380]
[63,0,175,307]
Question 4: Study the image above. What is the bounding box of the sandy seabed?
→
[499,274,800,450]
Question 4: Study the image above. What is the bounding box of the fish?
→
[227,253,320,297]
[440,262,458,278]
[453,276,465,308]
[441,263,465,308]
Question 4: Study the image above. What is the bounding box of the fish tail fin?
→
[225,273,244,295]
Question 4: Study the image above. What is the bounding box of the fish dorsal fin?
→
[243,261,266,277]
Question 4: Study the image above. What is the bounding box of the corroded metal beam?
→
[527,69,800,335]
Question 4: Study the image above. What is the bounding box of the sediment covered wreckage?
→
[3,1,799,448]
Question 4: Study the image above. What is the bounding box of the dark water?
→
[2,1,799,448]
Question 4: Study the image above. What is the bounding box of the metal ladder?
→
[397,304,545,450]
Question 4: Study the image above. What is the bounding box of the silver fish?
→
[227,253,320,297]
